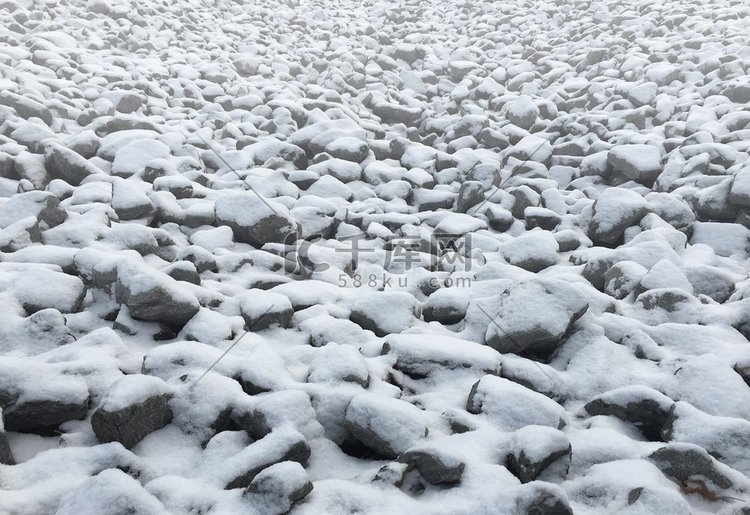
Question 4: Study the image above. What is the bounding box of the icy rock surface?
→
[0,0,750,513]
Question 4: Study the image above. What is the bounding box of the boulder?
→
[397,447,465,485]
[44,142,102,186]
[244,461,313,513]
[589,187,649,246]
[344,395,428,459]
[608,144,662,184]
[484,278,588,355]
[507,425,571,483]
[214,192,299,247]
[584,386,674,441]
[467,376,566,431]
[91,375,173,449]
[115,260,200,328]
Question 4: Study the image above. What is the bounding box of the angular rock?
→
[484,278,588,355]
[607,144,662,184]
[0,190,66,230]
[0,91,52,125]
[648,443,740,493]
[44,142,102,186]
[91,375,173,449]
[585,386,674,441]
[112,178,154,220]
[589,187,649,246]
[214,192,299,248]
[349,291,419,337]
[467,375,566,431]
[383,333,502,378]
[223,428,311,490]
[244,461,313,513]
[514,482,573,515]
[502,230,559,272]
[0,358,90,432]
[237,290,294,330]
[397,447,465,485]
[0,409,14,465]
[507,425,571,483]
[115,260,200,328]
[344,394,428,459]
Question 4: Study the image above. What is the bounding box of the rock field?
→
[1,0,750,512]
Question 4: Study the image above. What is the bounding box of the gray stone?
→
[0,409,13,464]
[507,426,571,483]
[214,193,299,248]
[92,391,173,449]
[373,102,422,125]
[224,430,311,490]
[115,261,201,328]
[324,137,369,162]
[524,207,562,231]
[344,395,428,459]
[244,461,313,513]
[0,386,89,433]
[456,181,485,213]
[238,290,293,330]
[585,386,674,441]
[603,261,649,299]
[515,483,573,515]
[484,278,588,356]
[607,144,662,185]
[44,142,103,186]
[0,191,66,230]
[648,443,737,492]
[383,334,501,379]
[467,376,566,431]
[0,91,52,125]
[589,187,649,246]
[397,448,465,484]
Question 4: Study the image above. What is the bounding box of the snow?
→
[1,0,750,512]
[96,374,173,413]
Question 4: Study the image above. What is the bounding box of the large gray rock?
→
[730,168,750,207]
[372,102,422,124]
[647,443,741,494]
[0,191,66,230]
[507,425,571,483]
[467,375,566,431]
[237,290,294,330]
[223,429,311,490]
[115,261,200,328]
[91,375,173,449]
[608,144,662,184]
[215,192,299,248]
[344,394,428,459]
[112,178,154,220]
[661,402,750,476]
[397,447,465,484]
[585,386,674,441]
[349,291,419,337]
[383,333,502,378]
[0,360,90,432]
[44,142,103,186]
[0,264,86,314]
[244,461,313,513]
[0,91,52,125]
[589,187,649,246]
[484,278,588,355]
